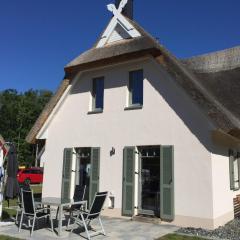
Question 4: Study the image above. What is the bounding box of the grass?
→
[2,184,42,220]
[0,235,23,240]
[157,234,207,240]
[30,184,42,194]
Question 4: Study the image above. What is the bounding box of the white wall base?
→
[102,208,234,230]
[169,211,234,230]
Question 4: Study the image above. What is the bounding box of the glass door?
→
[138,146,160,217]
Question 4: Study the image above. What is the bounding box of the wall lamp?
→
[110,147,115,156]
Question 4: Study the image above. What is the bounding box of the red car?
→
[17,167,43,184]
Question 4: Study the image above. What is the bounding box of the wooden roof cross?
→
[96,0,141,48]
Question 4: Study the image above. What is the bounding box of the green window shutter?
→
[160,145,174,221]
[237,152,240,190]
[89,147,100,206]
[122,147,135,216]
[61,148,73,200]
[229,149,235,190]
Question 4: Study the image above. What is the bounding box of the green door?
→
[122,147,135,216]
[160,145,174,221]
[89,147,100,206]
[61,148,73,200]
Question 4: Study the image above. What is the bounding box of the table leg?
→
[58,205,63,236]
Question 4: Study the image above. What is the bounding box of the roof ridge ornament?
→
[107,0,128,16]
[96,0,141,48]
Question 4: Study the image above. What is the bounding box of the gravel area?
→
[177,218,240,240]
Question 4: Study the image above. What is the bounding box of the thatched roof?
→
[182,47,240,138]
[26,18,240,143]
[64,18,162,75]
[182,46,240,73]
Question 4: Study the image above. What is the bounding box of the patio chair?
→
[67,185,86,228]
[55,185,86,219]
[71,191,108,240]
[15,183,31,224]
[18,188,54,236]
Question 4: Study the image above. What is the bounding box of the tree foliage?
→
[0,89,53,166]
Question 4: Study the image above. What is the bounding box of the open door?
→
[74,148,91,203]
[61,148,73,200]
[160,145,174,221]
[122,147,135,216]
[138,146,160,216]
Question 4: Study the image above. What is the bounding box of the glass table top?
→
[36,197,87,206]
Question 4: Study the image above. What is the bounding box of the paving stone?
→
[0,217,179,240]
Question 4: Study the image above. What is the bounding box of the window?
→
[229,150,240,191]
[128,69,143,107]
[31,169,43,174]
[91,77,104,111]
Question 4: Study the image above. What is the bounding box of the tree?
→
[0,89,53,166]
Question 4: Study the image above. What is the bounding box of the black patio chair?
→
[15,183,31,224]
[71,191,108,240]
[55,184,86,219]
[18,188,53,236]
[67,185,86,228]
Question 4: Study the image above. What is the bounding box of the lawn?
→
[157,234,207,240]
[2,184,42,220]
[0,236,23,240]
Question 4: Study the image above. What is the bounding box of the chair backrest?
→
[21,188,35,215]
[18,183,31,204]
[71,185,86,210]
[73,185,86,201]
[88,191,108,219]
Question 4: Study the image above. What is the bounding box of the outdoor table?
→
[35,197,87,236]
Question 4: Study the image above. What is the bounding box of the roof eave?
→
[228,128,240,141]
[64,47,162,77]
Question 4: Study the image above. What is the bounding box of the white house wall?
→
[211,147,240,228]
[42,58,219,228]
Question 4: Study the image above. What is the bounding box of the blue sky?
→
[0,0,240,92]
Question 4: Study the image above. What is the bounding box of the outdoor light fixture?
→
[109,193,115,209]
[110,147,115,156]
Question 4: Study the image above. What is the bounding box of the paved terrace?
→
[0,217,179,240]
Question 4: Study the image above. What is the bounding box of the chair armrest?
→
[76,210,89,218]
